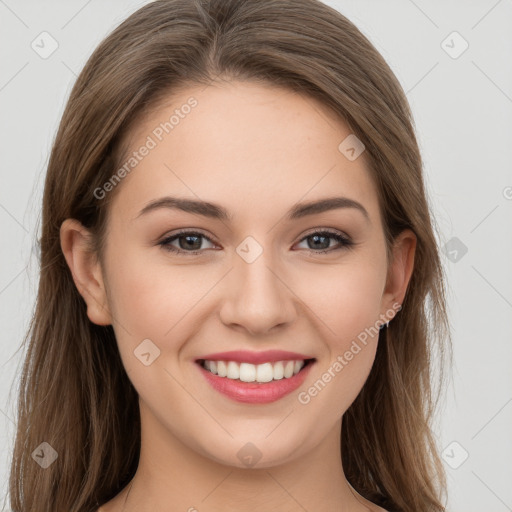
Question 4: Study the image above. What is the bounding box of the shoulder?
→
[361,501,392,512]
[365,499,393,512]
[372,504,393,512]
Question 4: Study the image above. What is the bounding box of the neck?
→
[117,405,373,512]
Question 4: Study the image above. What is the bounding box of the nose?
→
[219,248,297,336]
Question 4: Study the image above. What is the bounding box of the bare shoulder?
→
[96,500,390,512]
[365,501,391,512]
[367,506,390,512]
[96,486,130,512]
[96,503,119,512]
[96,504,115,512]
[96,498,120,512]
[95,502,390,512]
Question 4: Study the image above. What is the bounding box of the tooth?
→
[284,361,294,378]
[273,361,284,380]
[202,359,310,381]
[256,363,274,382]
[226,361,240,379]
[217,360,227,377]
[239,362,256,382]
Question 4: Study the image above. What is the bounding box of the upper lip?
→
[196,350,315,365]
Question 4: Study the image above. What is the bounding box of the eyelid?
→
[158,227,354,255]
[299,226,350,239]
[294,228,354,252]
[158,228,219,249]
[159,227,351,243]
[159,228,217,242]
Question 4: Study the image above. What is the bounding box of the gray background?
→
[1,1,511,511]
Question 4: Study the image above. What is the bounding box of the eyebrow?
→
[134,196,370,223]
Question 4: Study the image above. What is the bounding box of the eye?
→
[158,230,217,255]
[158,228,354,256]
[295,229,354,254]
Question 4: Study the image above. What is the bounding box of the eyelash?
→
[158,228,354,256]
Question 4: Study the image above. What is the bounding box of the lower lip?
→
[196,360,315,404]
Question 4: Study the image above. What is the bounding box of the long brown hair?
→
[8,1,452,511]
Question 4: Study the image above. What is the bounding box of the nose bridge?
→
[219,235,295,334]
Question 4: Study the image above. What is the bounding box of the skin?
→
[60,80,416,512]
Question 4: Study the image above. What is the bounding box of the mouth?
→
[194,357,316,404]
[196,357,316,382]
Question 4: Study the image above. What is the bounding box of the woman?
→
[8,0,451,511]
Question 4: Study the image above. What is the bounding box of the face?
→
[62,80,414,470]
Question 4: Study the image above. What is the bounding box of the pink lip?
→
[196,349,314,365]
[196,359,315,404]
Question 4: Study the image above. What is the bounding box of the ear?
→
[381,228,417,315]
[60,219,112,326]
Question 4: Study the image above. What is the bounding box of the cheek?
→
[103,248,201,397]
[292,256,385,410]
[103,244,226,380]
[105,242,196,329]
[294,257,385,344]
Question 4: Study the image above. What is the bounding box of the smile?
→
[195,358,316,404]
[199,358,315,382]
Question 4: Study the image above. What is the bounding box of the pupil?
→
[178,234,330,251]
[181,235,201,250]
[310,234,329,250]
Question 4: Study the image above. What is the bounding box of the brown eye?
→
[296,230,354,254]
[159,231,216,255]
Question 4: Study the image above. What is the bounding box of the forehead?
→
[112,80,380,224]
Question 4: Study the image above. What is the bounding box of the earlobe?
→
[59,219,112,326]
[382,229,417,311]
